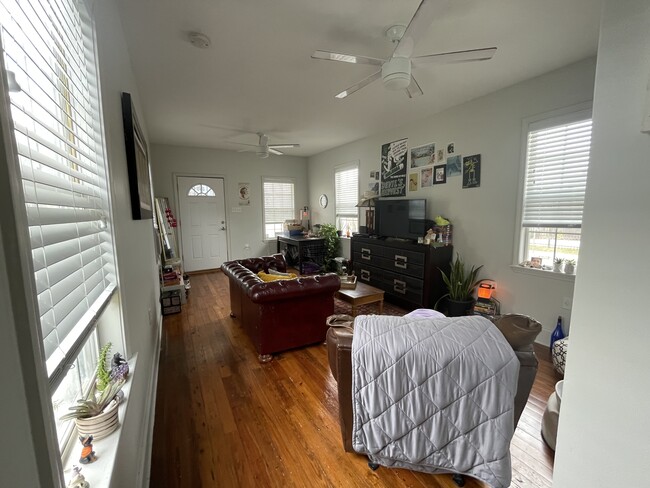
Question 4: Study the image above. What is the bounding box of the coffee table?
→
[335,282,385,317]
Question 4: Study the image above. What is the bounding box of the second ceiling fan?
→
[312,0,497,99]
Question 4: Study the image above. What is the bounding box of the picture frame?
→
[122,92,153,219]
[433,164,447,184]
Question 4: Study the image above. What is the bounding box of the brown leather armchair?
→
[222,254,340,361]
[326,314,541,453]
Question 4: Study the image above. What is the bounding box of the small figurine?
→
[110,353,129,380]
[79,435,96,464]
[424,228,435,245]
[67,466,90,488]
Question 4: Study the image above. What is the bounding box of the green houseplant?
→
[436,253,483,316]
[96,342,112,391]
[319,223,341,273]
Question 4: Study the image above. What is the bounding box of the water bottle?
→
[550,316,565,350]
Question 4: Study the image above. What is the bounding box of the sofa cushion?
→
[257,271,297,282]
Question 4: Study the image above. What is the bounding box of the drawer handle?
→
[393,279,406,294]
[395,254,407,269]
[361,247,371,260]
[360,269,370,281]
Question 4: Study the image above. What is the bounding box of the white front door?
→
[177,176,228,272]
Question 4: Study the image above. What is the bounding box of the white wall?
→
[93,0,161,486]
[151,144,309,260]
[553,1,650,485]
[308,58,596,342]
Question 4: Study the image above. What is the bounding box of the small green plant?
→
[319,223,340,273]
[60,379,125,421]
[554,257,564,265]
[566,259,576,265]
[435,253,483,307]
[96,342,112,391]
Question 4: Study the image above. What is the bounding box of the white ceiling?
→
[115,0,601,157]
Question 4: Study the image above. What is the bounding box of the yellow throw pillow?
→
[257,271,297,282]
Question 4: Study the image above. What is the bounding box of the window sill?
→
[61,354,138,488]
[510,264,576,283]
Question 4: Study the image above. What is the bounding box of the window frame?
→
[334,161,359,234]
[514,102,592,270]
[261,176,296,241]
[0,0,121,459]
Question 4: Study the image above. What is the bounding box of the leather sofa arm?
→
[249,274,341,303]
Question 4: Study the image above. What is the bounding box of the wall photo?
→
[463,154,481,188]
[410,142,436,168]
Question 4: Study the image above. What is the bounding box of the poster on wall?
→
[446,155,462,177]
[238,182,250,205]
[410,142,435,168]
[408,172,419,191]
[380,138,408,197]
[462,154,481,188]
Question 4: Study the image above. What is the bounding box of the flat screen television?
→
[375,199,426,240]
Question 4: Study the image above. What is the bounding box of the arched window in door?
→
[187,184,216,197]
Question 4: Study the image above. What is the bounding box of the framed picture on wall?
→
[122,92,153,219]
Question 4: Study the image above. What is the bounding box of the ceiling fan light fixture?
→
[189,32,211,49]
[256,149,270,158]
[382,56,411,90]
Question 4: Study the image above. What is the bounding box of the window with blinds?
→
[263,178,295,239]
[0,0,115,393]
[335,164,358,234]
[519,110,592,266]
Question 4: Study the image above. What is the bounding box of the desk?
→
[276,236,326,274]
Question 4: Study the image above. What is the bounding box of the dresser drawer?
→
[372,255,424,279]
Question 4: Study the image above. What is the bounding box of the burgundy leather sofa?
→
[326,314,542,453]
[221,254,340,361]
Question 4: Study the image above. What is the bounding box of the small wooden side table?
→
[335,282,385,317]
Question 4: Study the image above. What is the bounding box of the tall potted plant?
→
[319,223,341,273]
[436,253,483,316]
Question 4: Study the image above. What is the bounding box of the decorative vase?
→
[446,298,475,317]
[553,262,563,272]
[564,263,575,274]
[75,397,120,440]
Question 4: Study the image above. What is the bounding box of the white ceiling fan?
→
[311,0,497,99]
[228,132,300,158]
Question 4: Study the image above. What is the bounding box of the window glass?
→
[519,111,592,268]
[335,164,358,234]
[188,184,215,196]
[263,179,295,239]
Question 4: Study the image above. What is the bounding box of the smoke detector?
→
[189,32,211,49]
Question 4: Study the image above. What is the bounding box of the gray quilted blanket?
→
[351,314,519,488]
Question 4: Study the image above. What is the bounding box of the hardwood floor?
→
[150,271,558,487]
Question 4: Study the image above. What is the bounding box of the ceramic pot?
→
[553,262,563,272]
[564,263,575,274]
[446,298,475,317]
[75,397,120,440]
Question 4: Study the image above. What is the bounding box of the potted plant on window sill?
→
[435,253,483,317]
[553,258,564,272]
[564,259,576,274]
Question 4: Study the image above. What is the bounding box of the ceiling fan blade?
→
[335,70,382,99]
[412,47,497,67]
[269,144,300,149]
[312,50,384,66]
[228,142,260,148]
[237,148,255,153]
[392,0,448,58]
[268,148,283,156]
[406,75,423,98]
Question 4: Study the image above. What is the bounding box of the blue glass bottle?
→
[550,316,565,350]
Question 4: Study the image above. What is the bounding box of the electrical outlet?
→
[232,207,242,213]
[562,297,572,310]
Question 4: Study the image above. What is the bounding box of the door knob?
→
[220,226,226,230]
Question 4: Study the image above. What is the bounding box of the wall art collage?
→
[378,138,481,196]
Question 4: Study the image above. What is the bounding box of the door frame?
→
[173,172,231,270]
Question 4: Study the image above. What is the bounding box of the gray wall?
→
[308,58,596,343]
[553,1,650,485]
[151,144,309,260]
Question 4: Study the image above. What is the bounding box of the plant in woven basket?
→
[60,379,125,421]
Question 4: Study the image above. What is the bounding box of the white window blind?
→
[335,164,358,221]
[522,115,592,228]
[1,0,115,389]
[263,179,294,239]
